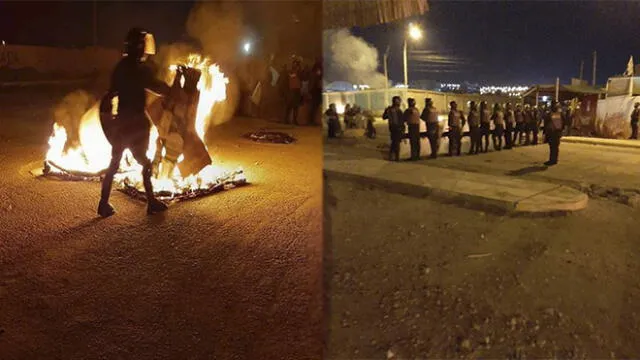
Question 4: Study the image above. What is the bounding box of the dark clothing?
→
[101,57,170,206]
[515,109,526,145]
[504,109,515,149]
[422,106,440,158]
[408,123,421,160]
[480,109,491,152]
[404,107,421,160]
[383,106,404,130]
[389,128,403,161]
[384,106,405,161]
[492,124,504,151]
[283,69,303,124]
[325,109,339,138]
[467,108,480,154]
[448,127,462,156]
[545,111,563,164]
[631,108,640,139]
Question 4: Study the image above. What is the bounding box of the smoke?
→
[323,29,387,89]
[52,90,96,152]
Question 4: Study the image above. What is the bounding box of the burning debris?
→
[42,54,248,202]
[243,131,296,144]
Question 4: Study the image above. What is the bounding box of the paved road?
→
[0,87,323,359]
[325,123,640,192]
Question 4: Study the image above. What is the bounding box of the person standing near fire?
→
[630,102,640,139]
[282,56,303,125]
[382,96,405,161]
[98,27,171,217]
[404,98,421,161]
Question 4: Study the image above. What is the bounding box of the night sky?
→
[351,0,640,86]
[0,1,194,48]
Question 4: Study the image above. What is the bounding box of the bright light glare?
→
[408,23,423,41]
[243,42,251,54]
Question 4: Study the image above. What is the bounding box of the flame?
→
[44,54,243,199]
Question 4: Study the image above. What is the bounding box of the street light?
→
[243,41,252,55]
[403,23,423,88]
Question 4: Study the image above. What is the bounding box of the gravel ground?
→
[325,177,640,359]
[0,87,323,359]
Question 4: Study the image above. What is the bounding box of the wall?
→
[0,44,120,80]
[323,88,520,115]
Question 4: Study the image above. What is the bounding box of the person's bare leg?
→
[98,148,123,217]
[131,143,168,214]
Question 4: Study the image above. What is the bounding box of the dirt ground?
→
[324,175,640,359]
[0,86,323,359]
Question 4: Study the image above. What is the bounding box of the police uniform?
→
[479,102,491,152]
[630,104,640,140]
[421,100,440,158]
[383,104,405,161]
[514,106,525,145]
[467,103,481,155]
[504,105,515,149]
[491,106,505,151]
[404,100,421,161]
[448,104,464,156]
[545,103,563,165]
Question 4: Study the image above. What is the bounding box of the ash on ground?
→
[244,130,296,144]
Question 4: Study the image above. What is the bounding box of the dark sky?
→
[352,0,640,86]
[0,1,194,48]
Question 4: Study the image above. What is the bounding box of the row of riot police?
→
[382,97,566,166]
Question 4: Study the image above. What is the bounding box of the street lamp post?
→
[403,23,422,88]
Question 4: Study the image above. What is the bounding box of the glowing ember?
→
[43,54,246,201]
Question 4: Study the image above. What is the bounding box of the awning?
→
[522,84,604,98]
[324,0,429,29]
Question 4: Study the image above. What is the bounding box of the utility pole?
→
[579,60,584,80]
[592,51,597,87]
[383,45,390,88]
[93,0,98,46]
[403,39,408,88]
[555,77,560,101]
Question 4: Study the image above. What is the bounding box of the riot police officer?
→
[504,102,515,149]
[98,27,171,217]
[630,102,640,140]
[421,98,440,159]
[448,101,465,156]
[479,100,491,152]
[404,98,421,160]
[382,96,405,161]
[467,101,481,155]
[545,101,564,166]
[514,103,525,145]
[491,103,505,151]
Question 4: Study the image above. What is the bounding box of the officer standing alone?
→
[544,101,564,166]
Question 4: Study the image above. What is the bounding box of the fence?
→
[323,88,520,115]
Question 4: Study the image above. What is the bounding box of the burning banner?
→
[43,54,247,202]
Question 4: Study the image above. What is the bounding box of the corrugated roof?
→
[324,0,429,29]
[523,84,604,97]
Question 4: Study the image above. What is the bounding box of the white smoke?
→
[323,29,388,89]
